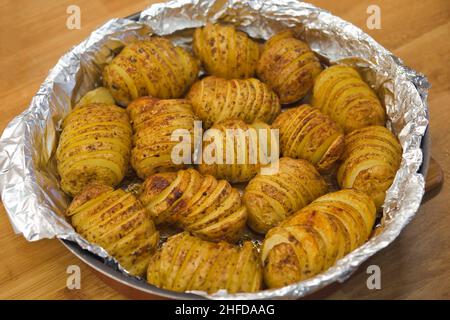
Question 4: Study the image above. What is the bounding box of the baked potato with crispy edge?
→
[261,189,376,288]
[147,232,262,293]
[243,157,328,234]
[271,104,344,172]
[66,183,159,277]
[103,38,200,106]
[127,96,198,180]
[312,65,386,132]
[198,119,278,183]
[187,76,281,128]
[56,96,132,197]
[256,30,322,104]
[193,23,260,79]
[139,168,247,243]
[337,125,402,209]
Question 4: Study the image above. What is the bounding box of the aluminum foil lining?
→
[0,0,429,299]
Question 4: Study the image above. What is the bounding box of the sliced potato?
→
[147,232,262,293]
[271,104,344,172]
[243,157,328,234]
[262,189,376,288]
[67,183,159,277]
[56,96,132,196]
[256,30,322,104]
[127,97,198,179]
[139,168,247,243]
[103,38,200,106]
[193,23,260,79]
[312,65,386,132]
[337,125,402,209]
[76,87,115,107]
[198,119,278,183]
[187,76,281,128]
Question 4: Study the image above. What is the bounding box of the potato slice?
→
[272,104,344,172]
[67,183,159,277]
[146,232,262,294]
[262,189,376,288]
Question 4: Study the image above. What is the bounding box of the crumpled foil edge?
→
[0,0,429,299]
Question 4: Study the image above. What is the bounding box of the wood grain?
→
[0,0,449,300]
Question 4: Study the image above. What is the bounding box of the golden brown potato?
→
[147,232,262,293]
[187,76,281,128]
[337,125,402,209]
[261,189,376,288]
[312,65,386,132]
[103,38,200,106]
[271,104,344,172]
[66,183,159,277]
[243,157,328,234]
[256,30,322,104]
[76,87,115,107]
[127,97,198,180]
[198,119,278,183]
[139,168,247,243]
[193,23,260,79]
[56,98,132,196]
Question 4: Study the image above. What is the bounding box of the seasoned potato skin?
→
[337,125,402,209]
[127,97,198,179]
[262,189,376,288]
[312,65,386,132]
[56,99,132,196]
[67,183,159,276]
[272,104,344,172]
[139,168,247,243]
[103,38,200,106]
[198,119,278,183]
[193,23,260,79]
[256,30,322,104]
[243,157,328,234]
[187,76,281,128]
[147,232,262,293]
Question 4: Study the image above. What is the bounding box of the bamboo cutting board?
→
[0,0,448,300]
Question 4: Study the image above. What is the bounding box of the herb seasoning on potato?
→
[337,125,402,208]
[103,38,200,106]
[262,189,376,288]
[67,183,159,277]
[243,157,328,234]
[147,232,262,293]
[56,89,132,196]
[139,168,247,243]
[187,76,281,128]
[256,30,322,104]
[312,65,386,132]
[193,23,260,79]
[271,104,344,172]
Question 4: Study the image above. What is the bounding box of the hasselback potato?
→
[56,98,132,196]
[337,125,402,209]
[103,38,200,106]
[187,76,281,128]
[271,104,344,172]
[67,183,159,276]
[127,97,198,179]
[147,232,262,293]
[312,65,386,132]
[139,168,247,243]
[256,30,322,104]
[243,157,328,234]
[198,119,278,183]
[193,23,260,79]
[262,189,376,288]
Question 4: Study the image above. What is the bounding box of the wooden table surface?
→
[0,0,449,300]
